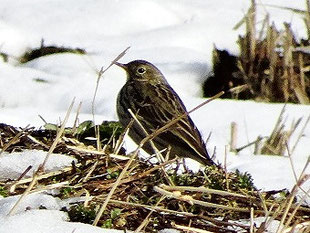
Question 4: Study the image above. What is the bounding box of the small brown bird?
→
[115,60,214,166]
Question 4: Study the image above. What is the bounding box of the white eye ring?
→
[137,67,146,74]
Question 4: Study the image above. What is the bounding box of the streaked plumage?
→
[115,60,214,166]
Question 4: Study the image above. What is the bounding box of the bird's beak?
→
[114,61,128,71]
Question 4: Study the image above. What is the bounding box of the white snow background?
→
[0,0,309,232]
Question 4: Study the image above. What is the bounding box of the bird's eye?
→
[137,67,146,74]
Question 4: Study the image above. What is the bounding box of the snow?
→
[0,209,125,233]
[0,193,61,215]
[0,0,309,232]
[0,150,76,180]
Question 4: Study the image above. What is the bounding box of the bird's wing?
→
[135,84,212,164]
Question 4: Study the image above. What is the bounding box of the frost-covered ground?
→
[0,0,309,232]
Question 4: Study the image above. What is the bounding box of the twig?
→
[250,207,254,233]
[7,165,33,193]
[230,122,237,152]
[91,47,130,118]
[127,108,174,187]
[26,134,49,149]
[17,166,33,182]
[82,160,99,183]
[0,125,30,156]
[134,196,166,232]
[41,99,75,169]
[261,3,306,14]
[128,108,165,163]
[29,181,70,194]
[92,91,224,226]
[235,137,265,153]
[144,91,224,145]
[93,145,140,226]
[113,119,133,155]
[276,173,310,233]
[105,199,249,230]
[159,184,249,199]
[154,185,251,213]
[91,47,130,150]
[291,114,310,155]
[287,141,310,197]
[171,222,213,233]
[284,185,310,230]
[224,145,229,190]
[72,101,83,136]
[7,175,38,216]
[7,99,75,216]
[5,165,76,189]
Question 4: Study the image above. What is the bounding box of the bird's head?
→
[115,60,167,84]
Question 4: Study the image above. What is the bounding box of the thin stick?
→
[72,101,83,135]
[230,122,237,152]
[284,186,310,230]
[287,141,310,197]
[144,92,224,145]
[276,174,309,233]
[29,181,70,194]
[93,147,140,226]
[26,134,49,149]
[91,47,130,118]
[92,91,224,226]
[7,100,75,216]
[91,47,130,150]
[291,114,310,155]
[250,207,254,233]
[236,137,265,153]
[0,125,30,156]
[172,222,214,233]
[6,165,76,188]
[127,109,174,186]
[7,175,38,216]
[159,184,249,199]
[113,119,133,155]
[154,185,251,213]
[128,109,165,163]
[41,99,75,169]
[286,142,298,182]
[134,196,165,232]
[7,165,33,193]
[254,136,263,154]
[82,161,99,183]
[106,199,249,230]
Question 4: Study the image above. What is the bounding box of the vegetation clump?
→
[0,122,309,232]
[204,0,310,104]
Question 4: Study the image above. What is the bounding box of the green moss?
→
[68,204,96,224]
[0,186,8,197]
[235,169,255,190]
[43,120,123,146]
[110,208,122,220]
[106,169,120,179]
[78,121,123,144]
[59,187,77,199]
[102,219,113,228]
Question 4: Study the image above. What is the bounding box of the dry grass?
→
[1,2,310,231]
[230,104,310,156]
[0,121,309,232]
[204,0,310,104]
[237,0,310,103]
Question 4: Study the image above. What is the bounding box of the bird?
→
[115,60,214,166]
